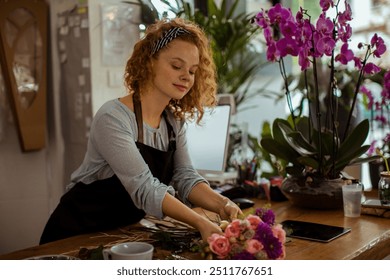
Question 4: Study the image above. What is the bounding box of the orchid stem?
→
[376,148,390,172]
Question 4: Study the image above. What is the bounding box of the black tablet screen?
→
[281,220,351,243]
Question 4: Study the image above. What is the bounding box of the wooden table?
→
[1,194,389,260]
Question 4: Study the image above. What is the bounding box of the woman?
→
[40,18,241,244]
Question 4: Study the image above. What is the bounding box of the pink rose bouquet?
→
[202,208,286,260]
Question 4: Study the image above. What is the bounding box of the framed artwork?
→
[101,2,141,66]
[0,0,48,151]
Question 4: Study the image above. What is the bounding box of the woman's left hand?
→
[219,199,242,221]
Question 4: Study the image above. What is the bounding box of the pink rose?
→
[272,224,286,244]
[207,233,231,258]
[245,239,264,254]
[224,220,241,238]
[246,214,262,230]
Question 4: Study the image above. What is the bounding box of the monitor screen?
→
[185,105,231,178]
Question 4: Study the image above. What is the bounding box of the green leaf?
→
[338,119,370,162]
[334,145,371,171]
[297,156,320,169]
[260,138,300,164]
[278,123,317,156]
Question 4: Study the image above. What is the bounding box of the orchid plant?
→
[361,70,390,158]
[254,0,388,179]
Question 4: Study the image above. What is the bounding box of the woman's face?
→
[150,39,199,102]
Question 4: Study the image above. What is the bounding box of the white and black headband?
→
[151,26,191,55]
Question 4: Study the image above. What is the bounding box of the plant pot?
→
[281,176,347,209]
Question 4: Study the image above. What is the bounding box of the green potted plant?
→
[253,0,388,208]
[360,69,390,188]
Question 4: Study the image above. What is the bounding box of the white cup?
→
[103,242,154,260]
[342,184,362,217]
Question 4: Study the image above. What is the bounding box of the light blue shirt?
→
[67,99,207,219]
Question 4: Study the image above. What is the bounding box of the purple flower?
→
[299,49,311,70]
[316,14,333,36]
[371,34,387,58]
[266,42,279,61]
[276,37,300,57]
[255,208,275,225]
[338,1,353,25]
[263,210,276,225]
[338,24,352,42]
[335,43,354,64]
[368,141,377,156]
[316,36,335,56]
[320,0,334,11]
[353,57,362,69]
[255,11,268,29]
[363,63,381,75]
[252,0,388,164]
[254,223,283,259]
[280,20,299,38]
[232,251,256,260]
[263,26,274,45]
[268,3,292,25]
[360,85,374,110]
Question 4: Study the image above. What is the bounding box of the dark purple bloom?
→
[232,251,256,260]
[375,115,387,124]
[295,9,304,24]
[320,0,333,11]
[316,14,333,36]
[383,71,390,96]
[276,37,300,57]
[266,42,278,61]
[338,1,353,25]
[263,210,276,225]
[255,11,268,29]
[316,35,335,56]
[263,26,274,45]
[370,33,380,47]
[335,43,354,64]
[254,223,283,259]
[367,141,377,155]
[298,49,311,70]
[255,208,275,225]
[360,85,374,110]
[268,3,292,25]
[338,24,352,42]
[280,20,298,38]
[371,34,387,58]
[353,57,362,69]
[363,62,381,75]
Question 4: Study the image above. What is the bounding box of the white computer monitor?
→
[185,105,233,181]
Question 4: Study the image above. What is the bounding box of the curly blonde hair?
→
[124,18,217,123]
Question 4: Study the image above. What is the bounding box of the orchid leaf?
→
[334,145,371,171]
[278,123,317,156]
[338,119,370,162]
[260,138,300,164]
[297,156,320,169]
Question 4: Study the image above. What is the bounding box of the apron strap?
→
[133,94,144,143]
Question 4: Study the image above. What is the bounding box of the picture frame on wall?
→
[100,2,141,66]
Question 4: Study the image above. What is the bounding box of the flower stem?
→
[343,48,370,141]
[376,147,390,172]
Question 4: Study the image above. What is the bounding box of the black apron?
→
[39,97,176,244]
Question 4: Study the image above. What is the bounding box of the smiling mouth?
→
[174,84,187,92]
